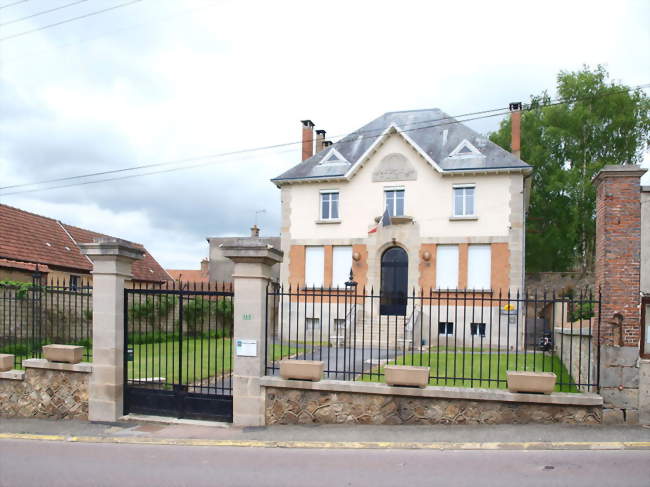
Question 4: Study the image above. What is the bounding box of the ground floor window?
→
[470,322,486,337]
[438,322,454,335]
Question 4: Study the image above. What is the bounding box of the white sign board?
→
[236,339,257,357]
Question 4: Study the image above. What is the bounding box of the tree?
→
[490,65,650,273]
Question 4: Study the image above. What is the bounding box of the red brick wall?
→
[594,170,643,346]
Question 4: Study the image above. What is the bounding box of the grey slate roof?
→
[272,108,531,183]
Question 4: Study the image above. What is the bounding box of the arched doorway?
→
[380,246,408,315]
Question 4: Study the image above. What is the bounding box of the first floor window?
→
[385,189,405,216]
[471,323,486,337]
[453,185,475,217]
[332,246,353,288]
[438,322,454,335]
[305,246,324,287]
[320,191,339,220]
[467,244,491,290]
[436,245,459,289]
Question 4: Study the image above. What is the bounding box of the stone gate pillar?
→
[79,238,144,422]
[222,239,283,426]
[593,165,647,424]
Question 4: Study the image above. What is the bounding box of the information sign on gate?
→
[236,339,257,357]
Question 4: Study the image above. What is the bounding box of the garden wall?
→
[262,377,602,425]
[0,358,91,419]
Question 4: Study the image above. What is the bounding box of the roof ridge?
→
[382,107,442,115]
[61,221,145,248]
[0,202,61,224]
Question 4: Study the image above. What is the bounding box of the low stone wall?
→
[0,359,91,420]
[600,346,640,424]
[262,378,602,425]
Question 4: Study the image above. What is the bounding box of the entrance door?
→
[380,246,408,315]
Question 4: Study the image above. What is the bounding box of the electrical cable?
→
[0,0,91,28]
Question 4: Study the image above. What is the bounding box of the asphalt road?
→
[1,439,650,487]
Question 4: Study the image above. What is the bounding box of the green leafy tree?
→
[490,66,650,272]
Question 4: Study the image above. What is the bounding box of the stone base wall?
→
[0,361,90,420]
[600,346,640,424]
[265,387,602,425]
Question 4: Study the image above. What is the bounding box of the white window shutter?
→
[305,246,324,287]
[436,245,458,289]
[467,245,491,289]
[332,246,353,288]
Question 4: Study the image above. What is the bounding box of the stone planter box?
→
[279,360,324,381]
[0,354,14,372]
[42,344,84,364]
[507,371,556,394]
[384,365,430,388]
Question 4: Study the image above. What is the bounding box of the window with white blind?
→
[467,244,491,290]
[332,246,353,288]
[305,246,324,287]
[436,245,459,289]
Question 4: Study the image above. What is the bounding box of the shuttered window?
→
[436,245,459,289]
[332,246,353,288]
[467,244,491,290]
[305,246,324,287]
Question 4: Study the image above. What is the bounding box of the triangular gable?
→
[319,147,348,165]
[344,123,443,180]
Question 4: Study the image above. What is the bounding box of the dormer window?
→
[320,191,339,220]
[449,139,482,158]
[319,148,348,165]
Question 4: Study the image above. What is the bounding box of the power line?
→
[0,0,90,27]
[0,1,28,10]
[0,0,144,42]
[1,83,648,197]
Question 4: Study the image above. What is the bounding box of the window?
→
[305,246,324,287]
[385,189,405,217]
[436,245,459,289]
[320,191,339,220]
[643,299,650,358]
[332,246,353,288]
[467,245,491,290]
[69,275,79,291]
[334,318,346,333]
[471,323,486,337]
[306,318,320,331]
[453,185,475,217]
[438,322,454,335]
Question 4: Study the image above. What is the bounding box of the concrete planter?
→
[42,344,84,364]
[279,360,324,381]
[0,353,14,372]
[507,371,557,394]
[384,365,430,388]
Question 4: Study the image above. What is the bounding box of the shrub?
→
[568,302,595,322]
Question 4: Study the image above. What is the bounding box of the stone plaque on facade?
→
[372,153,417,182]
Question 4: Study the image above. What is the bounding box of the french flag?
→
[368,208,392,234]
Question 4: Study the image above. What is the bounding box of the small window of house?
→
[320,191,339,220]
[306,318,320,331]
[385,189,405,217]
[470,323,487,337]
[438,322,454,335]
[69,275,79,291]
[305,246,325,287]
[436,245,459,289]
[467,244,491,290]
[332,246,353,288]
[453,185,475,217]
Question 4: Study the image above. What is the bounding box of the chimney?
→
[315,129,326,153]
[200,258,209,274]
[323,140,333,148]
[301,120,315,161]
[250,224,260,238]
[509,102,522,159]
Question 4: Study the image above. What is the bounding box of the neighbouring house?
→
[0,203,171,285]
[271,108,532,346]
[207,225,281,283]
[167,259,211,284]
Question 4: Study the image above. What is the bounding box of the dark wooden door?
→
[380,247,408,316]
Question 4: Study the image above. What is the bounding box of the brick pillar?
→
[593,164,647,424]
[79,238,143,422]
[222,239,283,426]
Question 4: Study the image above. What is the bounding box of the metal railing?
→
[0,275,93,368]
[265,285,600,392]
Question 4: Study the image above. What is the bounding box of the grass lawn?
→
[127,337,296,384]
[361,351,579,393]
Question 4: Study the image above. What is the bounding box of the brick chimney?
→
[250,224,260,238]
[200,258,209,274]
[301,120,315,161]
[315,129,326,153]
[509,102,522,159]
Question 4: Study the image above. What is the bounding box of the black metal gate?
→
[124,282,233,421]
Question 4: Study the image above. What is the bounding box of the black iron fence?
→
[0,275,93,368]
[265,284,600,392]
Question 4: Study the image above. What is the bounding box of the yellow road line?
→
[0,433,649,450]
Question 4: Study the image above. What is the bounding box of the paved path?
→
[1,438,650,487]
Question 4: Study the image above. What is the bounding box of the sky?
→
[0,0,648,270]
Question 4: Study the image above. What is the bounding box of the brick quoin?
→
[593,165,646,346]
